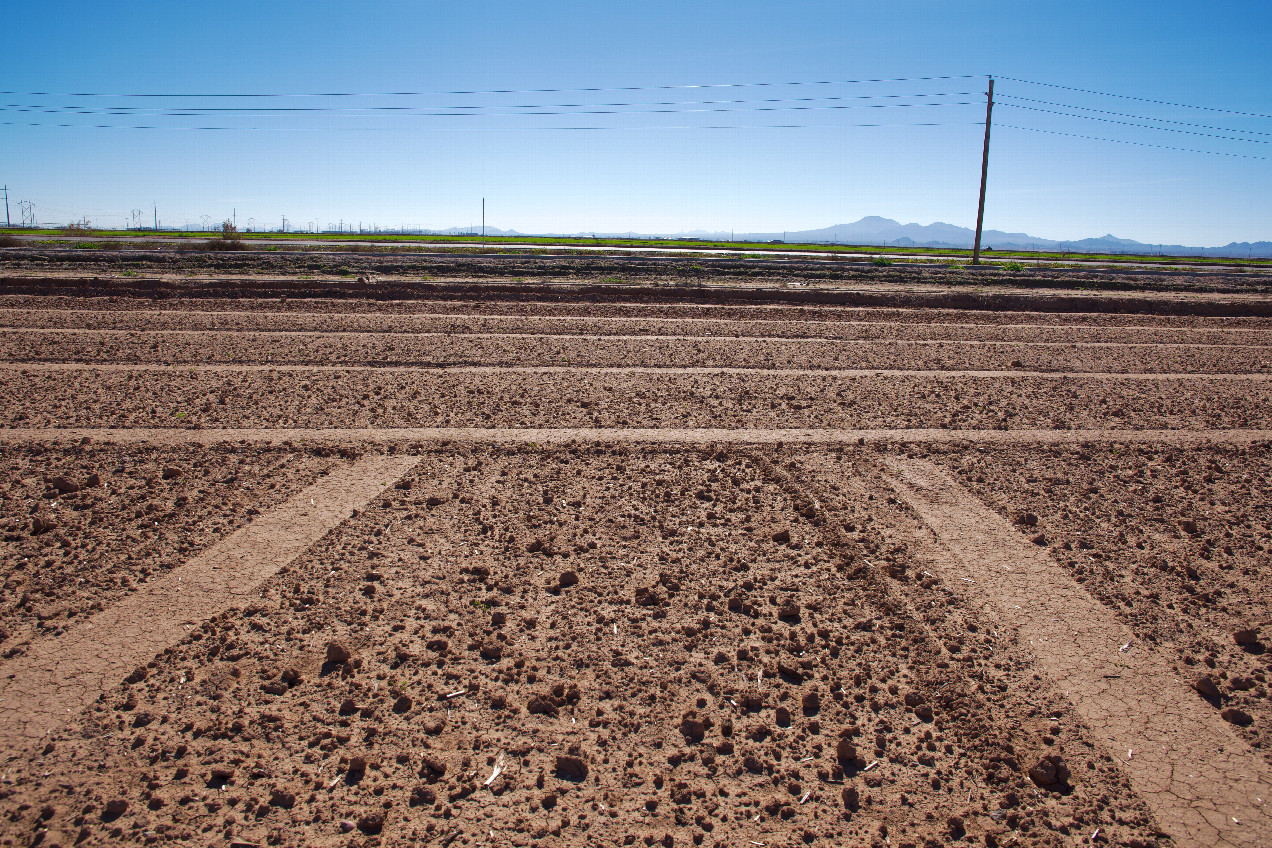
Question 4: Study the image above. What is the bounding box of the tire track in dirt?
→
[884,458,1272,848]
[1,427,1270,446]
[0,453,418,754]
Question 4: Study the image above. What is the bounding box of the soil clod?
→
[1221,708,1254,726]
[1028,755,1071,791]
[1193,675,1222,699]
[554,755,588,782]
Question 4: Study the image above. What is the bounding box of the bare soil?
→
[0,446,337,651]
[0,257,1269,848]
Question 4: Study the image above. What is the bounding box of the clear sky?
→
[4,0,1269,245]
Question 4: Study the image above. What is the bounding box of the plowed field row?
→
[2,367,1270,430]
[6,330,1270,373]
[5,306,1272,343]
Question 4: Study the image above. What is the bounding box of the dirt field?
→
[0,258,1269,848]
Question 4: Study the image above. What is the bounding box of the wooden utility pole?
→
[972,77,994,265]
[2,186,9,228]
[482,198,486,245]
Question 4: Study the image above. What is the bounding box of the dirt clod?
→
[1194,675,1222,698]
[555,755,588,782]
[325,641,351,665]
[418,754,446,778]
[356,811,384,834]
[409,786,437,807]
[46,476,79,494]
[1028,755,1071,790]
[268,789,295,809]
[835,738,857,764]
[679,717,706,742]
[1233,628,1260,645]
[1221,708,1254,726]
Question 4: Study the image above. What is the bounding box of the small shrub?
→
[871,256,893,267]
[1001,261,1026,272]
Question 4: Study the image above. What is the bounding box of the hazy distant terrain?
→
[429,216,1271,257]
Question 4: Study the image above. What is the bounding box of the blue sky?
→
[4,0,1270,245]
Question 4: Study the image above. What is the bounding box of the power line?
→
[0,91,976,114]
[1,91,980,115]
[0,75,982,99]
[0,99,981,121]
[997,95,1272,136]
[997,123,1268,160]
[997,76,1272,120]
[0,119,985,133]
[999,103,1269,144]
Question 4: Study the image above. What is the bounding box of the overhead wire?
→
[998,103,1269,144]
[0,75,982,99]
[996,95,1272,136]
[4,72,1267,164]
[0,91,980,117]
[0,99,981,121]
[997,124,1268,160]
[1,119,986,132]
[996,76,1272,120]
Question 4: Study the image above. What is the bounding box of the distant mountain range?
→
[426,216,1271,258]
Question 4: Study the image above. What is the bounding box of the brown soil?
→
[0,259,1269,848]
[0,445,337,652]
[6,329,1272,373]
[933,443,1272,754]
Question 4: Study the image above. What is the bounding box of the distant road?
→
[3,233,1265,273]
